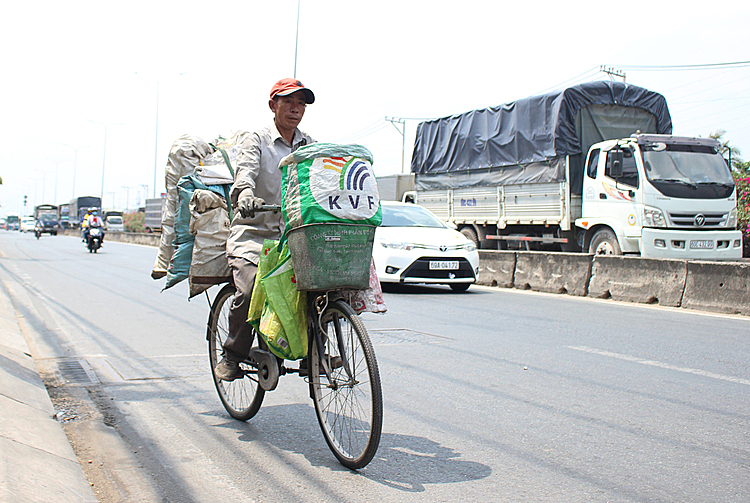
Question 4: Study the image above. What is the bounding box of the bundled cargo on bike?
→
[152,133,244,298]
[279,143,382,291]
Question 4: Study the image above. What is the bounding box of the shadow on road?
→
[214,403,491,492]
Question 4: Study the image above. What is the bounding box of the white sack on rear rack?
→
[151,135,213,279]
[188,189,232,298]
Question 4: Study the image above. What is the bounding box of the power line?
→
[613,60,750,71]
[532,66,601,96]
[332,119,390,144]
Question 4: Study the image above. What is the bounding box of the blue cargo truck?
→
[68,196,102,228]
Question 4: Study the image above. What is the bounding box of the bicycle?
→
[206,206,383,470]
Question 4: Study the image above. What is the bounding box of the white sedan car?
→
[20,216,36,232]
[373,201,479,291]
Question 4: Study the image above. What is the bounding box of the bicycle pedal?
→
[329,356,343,369]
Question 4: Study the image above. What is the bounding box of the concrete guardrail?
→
[62,228,161,247]
[479,250,750,317]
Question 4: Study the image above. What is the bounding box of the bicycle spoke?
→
[309,299,382,469]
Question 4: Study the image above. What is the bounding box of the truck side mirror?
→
[610,150,624,178]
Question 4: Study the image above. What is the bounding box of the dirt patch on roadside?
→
[43,376,164,503]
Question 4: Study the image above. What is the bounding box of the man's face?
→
[270,91,307,132]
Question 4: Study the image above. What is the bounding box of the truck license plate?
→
[690,240,714,249]
[429,260,459,270]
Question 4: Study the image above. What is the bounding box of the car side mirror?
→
[610,150,624,178]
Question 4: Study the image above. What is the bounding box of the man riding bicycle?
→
[214,78,316,381]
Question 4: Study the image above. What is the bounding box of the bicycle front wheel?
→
[207,283,264,421]
[309,299,383,469]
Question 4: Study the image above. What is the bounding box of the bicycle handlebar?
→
[243,204,282,218]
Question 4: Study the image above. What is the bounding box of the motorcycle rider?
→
[81,208,92,241]
[83,209,105,246]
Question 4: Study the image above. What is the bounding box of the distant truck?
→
[410,81,742,260]
[144,197,165,233]
[5,213,20,231]
[33,204,60,236]
[103,211,124,232]
[376,173,415,202]
[59,203,71,229]
[68,196,102,228]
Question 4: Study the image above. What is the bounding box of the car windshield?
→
[380,205,446,228]
[642,144,734,185]
[39,214,56,222]
[108,216,123,224]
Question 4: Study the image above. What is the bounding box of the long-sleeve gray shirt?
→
[226,123,314,263]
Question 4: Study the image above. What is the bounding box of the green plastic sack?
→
[247,240,282,325]
[248,240,308,360]
[280,143,382,232]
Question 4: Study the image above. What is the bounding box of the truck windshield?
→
[642,144,734,199]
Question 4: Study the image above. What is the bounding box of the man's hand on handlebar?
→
[238,191,266,218]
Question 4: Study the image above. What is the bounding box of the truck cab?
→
[577,134,741,259]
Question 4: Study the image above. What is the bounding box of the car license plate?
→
[429,260,459,270]
[690,240,714,249]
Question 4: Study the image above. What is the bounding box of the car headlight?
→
[464,242,476,252]
[643,206,666,227]
[378,240,414,251]
[728,207,738,227]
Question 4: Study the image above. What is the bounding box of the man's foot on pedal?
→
[214,358,242,381]
[299,356,342,376]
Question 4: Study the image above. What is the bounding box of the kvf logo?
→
[310,156,380,220]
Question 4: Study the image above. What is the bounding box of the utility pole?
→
[122,186,131,212]
[600,65,626,82]
[385,116,406,173]
[294,0,301,78]
[141,184,149,206]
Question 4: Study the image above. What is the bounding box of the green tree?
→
[709,129,743,166]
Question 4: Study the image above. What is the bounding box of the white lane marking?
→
[568,345,750,387]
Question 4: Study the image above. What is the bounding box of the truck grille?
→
[668,212,727,228]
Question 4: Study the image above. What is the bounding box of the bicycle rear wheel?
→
[309,299,383,469]
[207,283,265,421]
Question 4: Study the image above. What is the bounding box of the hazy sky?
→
[1,0,748,216]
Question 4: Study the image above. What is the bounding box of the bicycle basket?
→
[287,223,375,291]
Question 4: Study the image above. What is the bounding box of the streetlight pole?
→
[89,121,122,206]
[53,161,60,204]
[62,144,89,201]
[35,170,46,203]
[136,72,186,198]
[153,80,159,198]
[294,0,301,78]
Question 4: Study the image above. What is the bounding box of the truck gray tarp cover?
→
[411,81,672,192]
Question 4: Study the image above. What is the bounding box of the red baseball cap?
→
[270,78,315,104]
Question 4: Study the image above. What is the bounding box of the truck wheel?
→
[589,228,622,256]
[460,227,479,249]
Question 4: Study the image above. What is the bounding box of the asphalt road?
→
[1,230,749,502]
